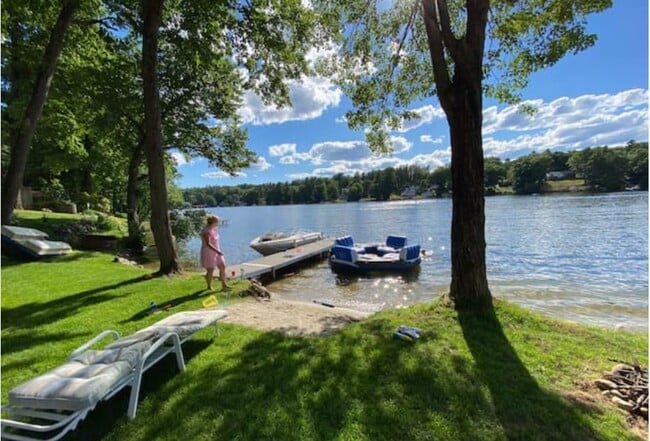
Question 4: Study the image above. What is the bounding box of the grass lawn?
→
[11,209,128,238]
[1,251,647,441]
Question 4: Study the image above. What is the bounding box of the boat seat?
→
[334,235,355,247]
[385,235,407,249]
[331,245,359,263]
[399,244,421,262]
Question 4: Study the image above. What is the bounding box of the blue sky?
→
[173,2,649,189]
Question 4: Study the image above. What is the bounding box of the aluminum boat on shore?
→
[1,225,72,258]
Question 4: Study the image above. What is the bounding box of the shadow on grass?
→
[458,307,603,441]
[1,330,89,357]
[61,307,616,441]
[2,275,154,331]
[119,289,208,325]
[1,250,100,267]
[61,339,213,441]
[119,319,497,441]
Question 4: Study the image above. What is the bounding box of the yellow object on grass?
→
[202,295,218,308]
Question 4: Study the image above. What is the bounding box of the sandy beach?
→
[220,295,371,337]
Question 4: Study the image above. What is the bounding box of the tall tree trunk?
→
[1,0,79,224]
[141,0,180,274]
[422,0,492,311]
[81,135,94,194]
[447,77,492,310]
[127,140,145,250]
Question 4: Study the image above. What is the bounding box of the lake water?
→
[179,192,648,332]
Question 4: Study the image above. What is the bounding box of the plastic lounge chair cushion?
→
[135,310,228,339]
[104,330,160,349]
[9,341,152,411]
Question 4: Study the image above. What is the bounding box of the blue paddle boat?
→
[330,235,421,273]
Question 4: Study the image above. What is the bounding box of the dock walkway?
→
[225,238,334,281]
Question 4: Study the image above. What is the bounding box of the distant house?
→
[546,170,574,181]
[401,186,417,198]
[421,188,434,198]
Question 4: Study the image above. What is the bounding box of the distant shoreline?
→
[187,185,647,209]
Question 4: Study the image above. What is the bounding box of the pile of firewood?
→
[595,360,648,420]
[242,279,272,301]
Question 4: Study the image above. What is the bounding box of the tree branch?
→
[421,0,452,110]
[382,0,419,103]
[435,0,461,59]
[389,0,418,79]
[73,16,116,28]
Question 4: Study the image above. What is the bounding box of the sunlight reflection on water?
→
[179,192,648,332]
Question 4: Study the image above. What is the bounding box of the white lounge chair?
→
[1,309,228,441]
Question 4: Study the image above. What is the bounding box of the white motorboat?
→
[249,231,325,256]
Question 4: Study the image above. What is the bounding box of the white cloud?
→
[420,134,444,144]
[309,140,371,162]
[390,136,412,154]
[427,148,452,164]
[303,136,410,166]
[279,151,313,165]
[201,171,247,179]
[220,88,647,185]
[279,156,299,165]
[397,104,446,132]
[239,76,342,125]
[482,112,647,159]
[483,88,648,136]
[285,145,449,180]
[248,156,272,171]
[170,151,188,166]
[268,143,296,157]
[480,89,648,158]
[335,115,347,124]
[290,162,366,180]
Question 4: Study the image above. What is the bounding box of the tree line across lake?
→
[182,141,648,207]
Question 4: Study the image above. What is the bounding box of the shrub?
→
[169,209,206,241]
[184,209,207,232]
[51,219,96,245]
[39,178,67,201]
[78,192,112,214]
[95,215,113,232]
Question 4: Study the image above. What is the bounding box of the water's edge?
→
[178,192,648,332]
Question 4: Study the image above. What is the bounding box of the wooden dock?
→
[225,238,334,281]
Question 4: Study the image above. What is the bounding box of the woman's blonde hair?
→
[206,215,219,225]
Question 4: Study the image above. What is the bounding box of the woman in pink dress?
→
[200,215,230,291]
